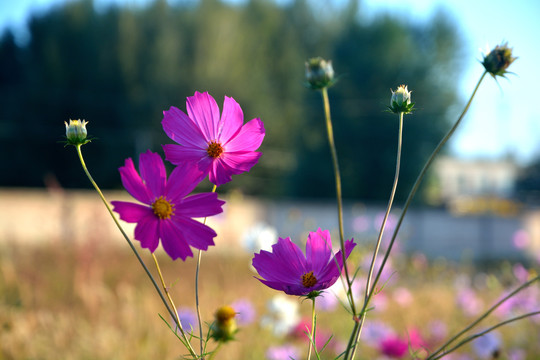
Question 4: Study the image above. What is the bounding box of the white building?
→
[433,155,519,202]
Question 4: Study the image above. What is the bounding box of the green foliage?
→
[0,0,463,201]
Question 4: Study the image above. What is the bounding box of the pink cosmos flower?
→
[379,329,425,358]
[111,150,225,260]
[252,228,356,296]
[162,91,265,186]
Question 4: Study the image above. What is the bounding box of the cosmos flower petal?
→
[186,91,221,140]
[171,216,216,250]
[257,278,305,296]
[209,160,233,186]
[217,96,244,142]
[110,201,153,223]
[220,151,262,174]
[139,150,166,198]
[118,157,152,204]
[224,118,265,152]
[162,144,212,170]
[162,106,208,148]
[306,229,333,273]
[134,214,160,252]
[166,162,207,200]
[252,231,357,296]
[253,250,301,283]
[253,237,306,282]
[272,237,308,275]
[162,91,265,186]
[174,193,225,218]
[112,150,223,261]
[317,239,357,281]
[160,219,194,260]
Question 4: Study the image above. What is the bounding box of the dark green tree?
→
[0,0,463,203]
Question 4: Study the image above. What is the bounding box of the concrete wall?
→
[1,188,537,262]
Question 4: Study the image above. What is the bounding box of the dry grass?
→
[0,240,538,359]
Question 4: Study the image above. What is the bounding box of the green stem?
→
[345,71,487,360]
[349,112,404,360]
[365,71,487,316]
[74,145,198,358]
[427,275,540,359]
[321,87,356,313]
[430,310,540,359]
[151,253,194,349]
[307,298,316,360]
[207,342,223,360]
[195,184,218,357]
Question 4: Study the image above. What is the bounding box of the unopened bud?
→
[210,305,238,342]
[482,43,517,78]
[64,119,90,146]
[305,57,335,89]
[388,85,414,114]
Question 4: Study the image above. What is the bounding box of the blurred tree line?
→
[0,0,465,202]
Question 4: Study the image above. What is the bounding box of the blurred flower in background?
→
[242,222,278,253]
[231,298,256,326]
[260,295,300,336]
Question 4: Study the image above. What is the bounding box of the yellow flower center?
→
[301,271,318,288]
[151,196,174,219]
[206,141,224,158]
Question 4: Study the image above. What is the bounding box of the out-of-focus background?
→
[1,0,540,359]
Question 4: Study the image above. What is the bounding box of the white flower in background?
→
[260,295,300,336]
[242,222,278,253]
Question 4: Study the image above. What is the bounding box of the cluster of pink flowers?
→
[112,91,265,260]
[113,91,357,301]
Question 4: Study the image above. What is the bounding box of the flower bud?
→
[388,85,414,114]
[210,305,238,342]
[482,42,516,78]
[64,119,90,146]
[305,57,335,89]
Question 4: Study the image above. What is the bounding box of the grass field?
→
[0,239,538,359]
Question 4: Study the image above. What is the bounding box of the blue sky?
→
[1,0,539,164]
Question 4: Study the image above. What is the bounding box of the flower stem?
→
[307,297,317,360]
[344,71,487,360]
[195,184,218,356]
[431,310,540,359]
[366,70,487,309]
[74,145,198,358]
[321,86,356,313]
[427,275,540,359]
[151,253,188,339]
[349,111,404,360]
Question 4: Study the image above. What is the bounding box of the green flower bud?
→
[388,85,414,114]
[210,305,238,342]
[305,57,335,89]
[64,119,90,146]
[482,42,517,78]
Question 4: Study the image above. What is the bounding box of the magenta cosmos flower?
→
[252,229,356,296]
[162,91,265,186]
[111,150,225,261]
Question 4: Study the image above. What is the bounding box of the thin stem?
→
[207,342,223,360]
[365,71,487,317]
[195,184,218,357]
[430,311,540,360]
[151,253,187,338]
[364,112,403,299]
[307,298,316,360]
[74,145,198,358]
[321,87,356,313]
[349,112,404,360]
[427,275,540,359]
[345,71,487,360]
